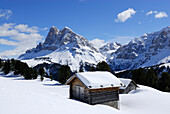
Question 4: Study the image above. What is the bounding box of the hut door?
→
[80,87,84,99]
[76,86,80,99]
[76,86,84,99]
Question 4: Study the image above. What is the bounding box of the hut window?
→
[89,86,92,88]
[111,84,113,87]
[100,85,103,87]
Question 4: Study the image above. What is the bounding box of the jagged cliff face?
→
[18,26,105,71]
[100,42,122,57]
[108,26,170,71]
[21,26,99,54]
[44,26,59,46]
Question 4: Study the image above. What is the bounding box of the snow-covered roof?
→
[66,71,123,89]
[119,78,138,89]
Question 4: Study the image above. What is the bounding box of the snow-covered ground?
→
[0,73,170,114]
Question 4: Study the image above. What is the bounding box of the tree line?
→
[2,58,169,92]
[58,61,112,84]
[79,61,112,72]
[0,58,46,81]
[0,59,113,84]
[131,68,170,92]
[0,58,73,83]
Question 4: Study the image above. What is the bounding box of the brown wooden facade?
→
[119,81,138,94]
[67,74,120,109]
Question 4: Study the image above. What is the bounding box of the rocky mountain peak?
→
[18,26,169,72]
[18,26,101,59]
[62,26,72,32]
[100,42,122,52]
[161,26,170,32]
[50,26,59,32]
[44,26,59,45]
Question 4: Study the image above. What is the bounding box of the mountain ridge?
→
[19,26,105,71]
[18,26,170,71]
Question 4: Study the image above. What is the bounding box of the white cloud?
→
[0,9,12,19]
[146,11,158,16]
[14,24,38,33]
[115,8,136,22]
[0,39,18,46]
[41,27,48,30]
[0,23,19,36]
[90,38,106,48]
[155,12,168,18]
[146,10,168,19]
[0,23,44,57]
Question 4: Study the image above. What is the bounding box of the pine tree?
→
[165,86,169,92]
[14,60,29,75]
[0,58,2,69]
[41,75,44,81]
[50,73,53,81]
[10,58,16,71]
[132,68,146,85]
[20,62,29,75]
[146,68,158,88]
[158,72,170,92]
[2,59,11,74]
[23,68,33,79]
[89,66,96,71]
[96,61,111,72]
[14,60,21,75]
[39,67,45,81]
[79,61,84,72]
[59,65,71,84]
[79,65,84,72]
[32,69,38,79]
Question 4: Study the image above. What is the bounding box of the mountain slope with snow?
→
[0,73,170,114]
[108,26,170,71]
[18,27,105,71]
[18,26,170,71]
[100,42,122,58]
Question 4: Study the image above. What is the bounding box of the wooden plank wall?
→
[69,76,119,106]
[89,89,119,104]
[70,77,90,103]
[120,82,137,94]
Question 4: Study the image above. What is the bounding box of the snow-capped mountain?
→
[108,26,170,71]
[18,26,170,71]
[100,42,122,57]
[18,26,105,71]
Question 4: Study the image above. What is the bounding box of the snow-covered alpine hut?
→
[119,78,138,94]
[65,71,124,109]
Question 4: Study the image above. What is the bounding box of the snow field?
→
[0,73,170,114]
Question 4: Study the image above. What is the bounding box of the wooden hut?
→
[119,78,138,94]
[65,71,124,109]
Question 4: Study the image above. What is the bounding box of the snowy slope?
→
[109,26,170,71]
[18,27,105,71]
[100,42,122,59]
[121,85,170,114]
[1,73,170,114]
[18,26,170,71]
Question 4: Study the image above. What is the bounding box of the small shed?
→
[65,71,124,109]
[119,78,138,94]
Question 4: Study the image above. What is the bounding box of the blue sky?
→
[0,0,170,58]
